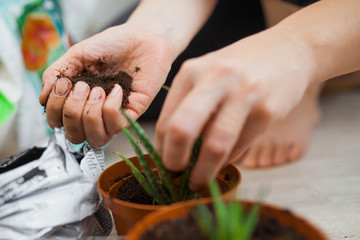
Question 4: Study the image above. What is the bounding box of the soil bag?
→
[0,0,70,158]
[0,128,113,239]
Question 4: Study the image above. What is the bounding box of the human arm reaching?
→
[156,0,360,191]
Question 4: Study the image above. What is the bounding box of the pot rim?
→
[126,199,330,240]
[97,154,241,210]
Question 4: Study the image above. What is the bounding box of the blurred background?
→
[0,1,359,239]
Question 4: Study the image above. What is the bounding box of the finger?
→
[104,88,148,134]
[83,87,110,148]
[62,81,90,144]
[155,62,199,153]
[229,148,249,164]
[103,84,124,135]
[162,82,226,172]
[45,77,72,128]
[40,45,83,106]
[228,112,270,163]
[121,107,141,128]
[122,91,152,123]
[189,96,249,192]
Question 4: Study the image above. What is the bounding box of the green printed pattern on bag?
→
[0,91,16,126]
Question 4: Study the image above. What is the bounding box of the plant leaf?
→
[113,152,159,202]
[162,85,170,91]
[228,201,243,240]
[121,110,180,201]
[195,204,217,240]
[210,180,228,240]
[242,203,260,240]
[179,136,202,200]
[120,125,171,204]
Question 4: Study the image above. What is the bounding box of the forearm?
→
[275,0,360,82]
[127,0,217,60]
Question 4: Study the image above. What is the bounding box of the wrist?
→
[125,18,180,60]
[270,24,320,85]
[273,0,360,82]
[126,0,217,61]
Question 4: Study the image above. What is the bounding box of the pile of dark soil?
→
[69,71,133,107]
[59,58,134,108]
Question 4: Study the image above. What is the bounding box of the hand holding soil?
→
[39,25,173,148]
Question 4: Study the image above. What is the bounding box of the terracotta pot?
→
[126,199,329,240]
[97,154,241,235]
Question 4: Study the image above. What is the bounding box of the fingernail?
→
[109,84,120,96]
[54,78,70,96]
[73,81,89,98]
[89,87,102,102]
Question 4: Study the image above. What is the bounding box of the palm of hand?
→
[40,26,173,148]
[77,26,173,117]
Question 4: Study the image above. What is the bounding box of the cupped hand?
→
[156,28,316,191]
[40,25,173,148]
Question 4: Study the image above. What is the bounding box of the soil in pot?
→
[139,215,207,240]
[115,174,154,205]
[58,58,135,108]
[98,155,240,235]
[114,172,231,205]
[139,209,307,240]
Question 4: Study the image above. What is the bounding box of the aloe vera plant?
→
[194,181,260,240]
[114,110,202,205]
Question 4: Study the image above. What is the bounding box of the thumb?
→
[39,45,83,106]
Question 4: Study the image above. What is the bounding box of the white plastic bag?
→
[0,128,113,239]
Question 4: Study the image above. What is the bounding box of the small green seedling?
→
[194,181,260,240]
[114,110,202,205]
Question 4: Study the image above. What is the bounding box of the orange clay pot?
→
[97,154,241,236]
[127,199,329,240]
